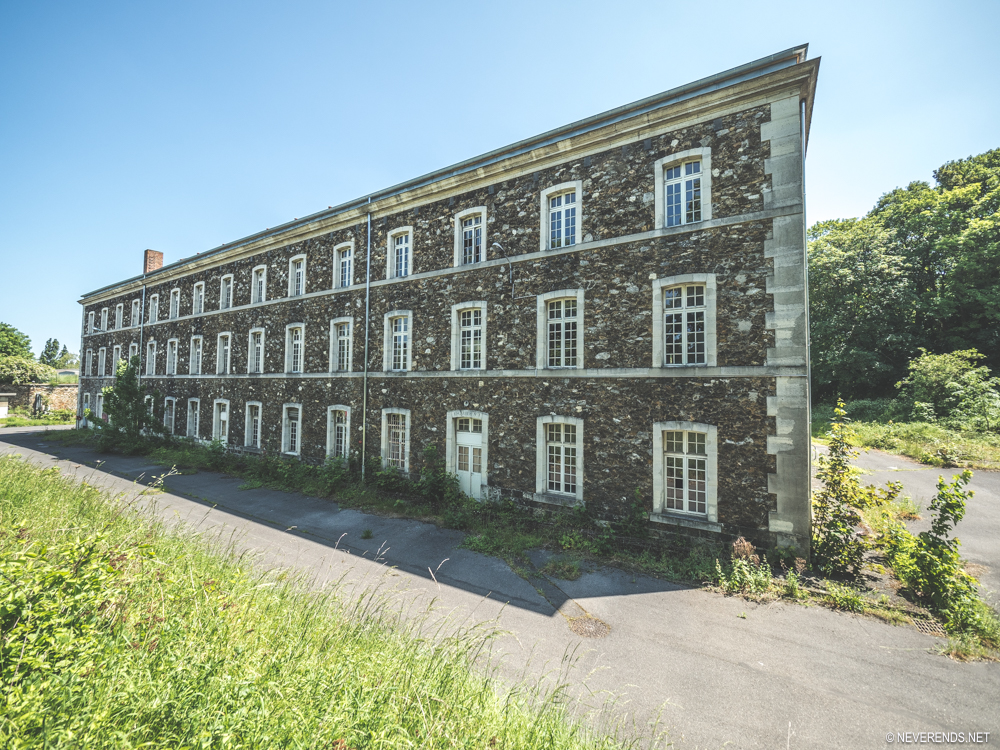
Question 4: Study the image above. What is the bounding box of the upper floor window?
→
[169,289,180,319]
[97,348,106,378]
[115,304,124,330]
[327,406,351,459]
[252,266,267,304]
[383,311,412,372]
[388,228,412,279]
[540,182,582,251]
[537,289,584,370]
[453,208,487,266]
[149,295,159,323]
[652,422,718,522]
[166,340,179,375]
[193,282,205,315]
[652,274,716,368]
[85,348,93,376]
[100,308,109,332]
[189,336,203,375]
[248,329,265,374]
[87,311,95,335]
[535,415,584,503]
[131,300,141,327]
[145,341,156,376]
[219,275,234,310]
[282,404,302,455]
[128,342,139,361]
[654,148,712,229]
[286,325,305,374]
[217,333,231,374]
[330,318,352,373]
[335,243,353,288]
[288,256,306,297]
[450,302,486,371]
[112,345,122,376]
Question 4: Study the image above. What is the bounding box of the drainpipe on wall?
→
[361,198,373,480]
[77,305,86,427]
[137,282,147,387]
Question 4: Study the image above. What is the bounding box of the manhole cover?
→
[912,617,947,637]
[567,614,610,638]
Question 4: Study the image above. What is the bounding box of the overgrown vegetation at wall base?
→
[0,456,633,749]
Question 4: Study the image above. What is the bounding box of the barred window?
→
[663,285,705,365]
[386,412,407,469]
[547,299,578,368]
[662,430,708,515]
[546,423,578,495]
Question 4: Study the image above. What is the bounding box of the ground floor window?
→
[245,403,262,449]
[652,421,718,522]
[164,397,176,434]
[327,406,350,459]
[535,415,584,503]
[187,399,199,438]
[381,408,410,472]
[282,404,302,455]
[214,400,229,444]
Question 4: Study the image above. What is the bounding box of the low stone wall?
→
[4,384,79,412]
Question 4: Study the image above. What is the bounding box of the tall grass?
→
[0,456,635,749]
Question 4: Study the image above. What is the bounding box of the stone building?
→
[78,46,820,552]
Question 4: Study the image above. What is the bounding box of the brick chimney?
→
[143,249,163,274]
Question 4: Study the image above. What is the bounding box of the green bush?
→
[825,582,866,612]
[897,348,1000,430]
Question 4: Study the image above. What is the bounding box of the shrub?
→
[896,348,1000,429]
[825,582,866,612]
[0,355,55,385]
[94,356,166,453]
[716,537,773,595]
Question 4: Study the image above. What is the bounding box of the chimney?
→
[143,249,163,274]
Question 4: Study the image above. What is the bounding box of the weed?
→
[715,537,773,596]
[361,528,373,540]
[825,582,866,612]
[541,558,582,581]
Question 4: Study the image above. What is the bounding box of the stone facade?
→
[78,47,820,552]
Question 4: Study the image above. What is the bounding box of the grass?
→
[0,454,642,749]
[1,407,75,428]
[540,558,582,581]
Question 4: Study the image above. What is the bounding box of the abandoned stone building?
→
[78,46,820,552]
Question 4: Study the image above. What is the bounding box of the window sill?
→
[649,512,721,533]
[531,491,584,509]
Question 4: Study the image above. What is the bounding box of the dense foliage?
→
[93,356,166,451]
[0,356,55,385]
[809,148,1000,399]
[0,323,32,359]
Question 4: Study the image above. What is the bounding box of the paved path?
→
[2,426,997,750]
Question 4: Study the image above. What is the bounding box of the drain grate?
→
[912,617,947,637]
[567,614,610,638]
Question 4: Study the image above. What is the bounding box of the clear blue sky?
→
[1,0,997,359]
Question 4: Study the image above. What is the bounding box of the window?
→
[248,329,265,374]
[540,181,583,251]
[145,341,156,375]
[85,349,93,376]
[654,148,712,229]
[169,290,180,319]
[652,274,717,367]
[330,318,352,372]
[95,393,104,420]
[334,242,353,288]
[187,399,200,438]
[128,343,138,361]
[327,406,351,459]
[189,336,203,375]
[453,207,487,266]
[282,404,302,455]
[217,333,231,374]
[445,410,489,500]
[245,402,262,449]
[652,422,718,522]
[97,348,106,377]
[286,324,305,373]
[536,289,584,370]
[87,311,95,335]
[383,311,412,372]
[163,398,176,434]
[535,415,584,503]
[166,339,178,375]
[115,304,124,330]
[381,408,410,472]
[193,282,205,315]
[101,308,108,332]
[219,275,234,310]
[213,400,230,444]
[131,300,140,327]
[149,295,159,323]
[112,345,122,376]
[288,256,306,297]
[387,228,412,279]
[83,393,91,418]
[450,302,486,371]
[252,265,267,304]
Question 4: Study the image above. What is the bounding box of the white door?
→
[455,417,484,499]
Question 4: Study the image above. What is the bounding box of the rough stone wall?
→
[6,384,79,412]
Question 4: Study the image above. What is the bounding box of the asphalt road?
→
[2,426,997,750]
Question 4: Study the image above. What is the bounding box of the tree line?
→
[0,323,78,384]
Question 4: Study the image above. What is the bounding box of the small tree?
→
[39,338,61,367]
[97,356,165,452]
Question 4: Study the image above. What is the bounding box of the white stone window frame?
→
[654,147,713,229]
[148,294,159,323]
[145,341,156,376]
[326,404,352,460]
[536,289,585,370]
[651,274,717,368]
[192,281,205,315]
[213,398,231,445]
[166,338,179,376]
[383,310,413,373]
[128,342,139,362]
[87,311,95,335]
[450,301,487,371]
[168,289,180,319]
[282,403,303,456]
[652,421,718,522]
[163,396,176,435]
[186,398,200,439]
[387,226,413,280]
[287,254,307,297]
[285,323,306,374]
[189,335,204,375]
[334,241,354,289]
[445,409,489,489]
[85,349,93,377]
[247,327,266,374]
[131,299,141,327]
[115,303,124,330]
[95,393,104,420]
[329,317,353,373]
[112,345,122,377]
[97,347,106,378]
[453,206,487,267]
[539,180,583,252]
[251,265,268,304]
[82,392,91,420]
[216,332,232,375]
[380,407,411,472]
[219,274,234,310]
[100,307,109,332]
[535,414,584,504]
[245,401,263,449]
